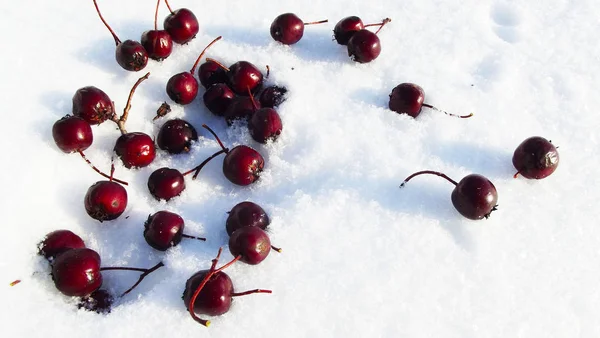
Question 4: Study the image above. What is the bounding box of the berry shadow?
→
[203,25,271,49]
[349,87,388,110]
[289,30,350,63]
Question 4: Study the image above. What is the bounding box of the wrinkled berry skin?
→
[388,83,425,118]
[72,86,115,125]
[347,29,381,63]
[512,137,559,179]
[451,174,498,220]
[52,248,102,297]
[223,146,265,186]
[116,40,149,72]
[183,270,234,316]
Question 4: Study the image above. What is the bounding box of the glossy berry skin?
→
[259,86,288,108]
[72,86,115,125]
[157,119,198,154]
[512,137,559,179]
[51,248,102,297]
[388,83,425,118]
[114,132,156,168]
[84,181,128,222]
[270,13,305,45]
[52,116,93,153]
[147,167,185,201]
[183,270,234,316]
[227,61,263,96]
[38,230,86,259]
[347,29,381,63]
[144,211,185,251]
[226,201,270,236]
[248,108,283,143]
[166,72,199,105]
[224,96,260,125]
[115,40,149,72]
[78,289,113,314]
[203,83,235,116]
[164,8,199,44]
[229,227,271,265]
[223,145,265,186]
[451,174,498,220]
[141,30,173,61]
[333,16,364,45]
[198,60,228,88]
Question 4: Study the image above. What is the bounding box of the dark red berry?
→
[225,201,270,236]
[513,137,559,179]
[114,132,156,168]
[141,30,173,61]
[388,83,425,117]
[52,248,102,297]
[259,86,287,108]
[157,119,198,154]
[248,108,283,143]
[224,96,260,124]
[144,211,185,251]
[223,145,265,186]
[52,116,93,153]
[347,29,381,63]
[147,167,185,201]
[203,83,235,116]
[270,13,328,45]
[227,61,264,96]
[84,181,128,222]
[164,8,199,44]
[72,86,115,125]
[38,230,86,260]
[183,270,233,316]
[198,60,228,88]
[333,16,364,45]
[229,227,271,265]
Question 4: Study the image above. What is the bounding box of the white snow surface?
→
[1,0,599,337]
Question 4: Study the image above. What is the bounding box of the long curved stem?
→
[205,58,230,72]
[92,0,121,45]
[373,18,392,34]
[422,103,473,119]
[190,149,228,179]
[153,0,160,31]
[99,262,165,297]
[77,150,128,186]
[201,124,228,152]
[400,170,458,188]
[247,86,259,110]
[304,19,328,25]
[190,36,223,74]
[112,72,151,134]
[164,0,174,14]
[231,289,272,297]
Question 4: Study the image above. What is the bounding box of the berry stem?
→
[265,65,270,79]
[400,170,458,187]
[153,0,160,31]
[77,150,129,186]
[190,149,228,179]
[231,289,273,297]
[10,280,21,286]
[112,72,151,134]
[247,86,259,110]
[182,234,207,241]
[513,171,520,179]
[188,249,241,327]
[271,245,282,253]
[190,36,223,74]
[92,0,121,45]
[164,0,174,14]
[369,18,392,34]
[109,162,115,182]
[205,58,230,72]
[120,261,165,297]
[304,19,328,25]
[421,103,473,119]
[201,124,228,152]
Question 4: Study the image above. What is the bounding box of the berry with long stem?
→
[389,83,473,118]
[141,0,173,61]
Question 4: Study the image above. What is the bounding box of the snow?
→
[1,0,599,337]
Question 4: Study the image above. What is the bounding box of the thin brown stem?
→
[92,0,121,45]
[210,247,223,271]
[109,162,115,182]
[372,18,392,34]
[205,58,230,72]
[400,170,458,188]
[77,150,128,186]
[265,65,270,79]
[112,72,151,134]
[271,245,282,253]
[421,103,473,119]
[190,36,223,74]
[100,267,148,273]
[164,0,174,13]
[153,0,160,31]
[304,19,328,25]
[190,149,228,179]
[182,234,207,241]
[247,86,259,110]
[10,280,21,287]
[231,289,272,297]
[120,262,165,297]
[201,124,228,152]
[513,171,520,179]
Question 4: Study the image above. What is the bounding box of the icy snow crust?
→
[1,0,599,337]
